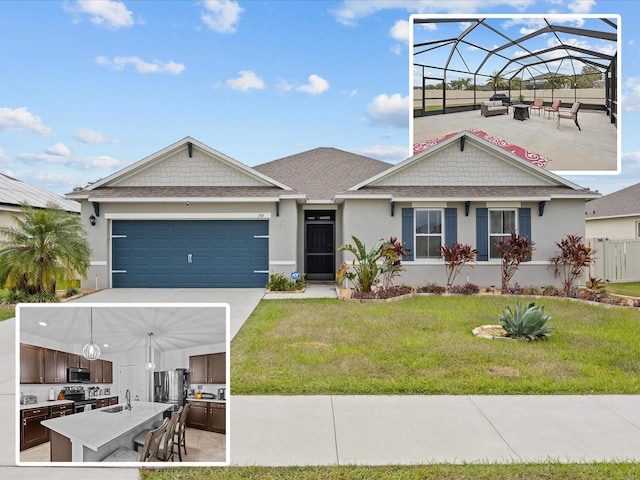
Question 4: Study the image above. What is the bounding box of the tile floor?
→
[20,427,226,463]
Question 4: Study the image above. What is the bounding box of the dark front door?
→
[305,211,335,281]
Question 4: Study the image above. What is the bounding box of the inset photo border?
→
[16,302,229,467]
[410,14,620,176]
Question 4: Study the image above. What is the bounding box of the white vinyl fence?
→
[588,238,640,283]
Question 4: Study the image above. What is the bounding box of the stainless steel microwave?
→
[67,367,90,383]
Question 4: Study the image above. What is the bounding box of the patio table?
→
[512,104,530,121]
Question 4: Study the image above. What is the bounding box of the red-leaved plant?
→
[381,236,410,289]
[441,243,478,287]
[549,234,595,297]
[496,232,535,294]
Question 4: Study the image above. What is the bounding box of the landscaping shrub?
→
[64,288,80,298]
[338,236,391,293]
[0,290,26,305]
[496,232,535,293]
[351,285,413,300]
[27,291,59,303]
[549,234,595,297]
[499,301,554,341]
[416,283,446,294]
[449,282,480,295]
[380,237,410,289]
[441,243,478,287]
[543,285,562,297]
[502,283,525,295]
[267,273,305,291]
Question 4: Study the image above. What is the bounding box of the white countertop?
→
[91,394,118,400]
[187,397,226,403]
[20,399,74,411]
[41,401,171,451]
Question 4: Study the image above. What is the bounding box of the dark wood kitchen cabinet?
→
[90,358,103,383]
[189,353,226,384]
[102,360,113,383]
[67,353,89,370]
[44,349,67,384]
[20,407,49,450]
[187,400,226,433]
[49,403,73,419]
[20,344,44,384]
[187,400,208,429]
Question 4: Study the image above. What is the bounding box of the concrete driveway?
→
[70,288,265,339]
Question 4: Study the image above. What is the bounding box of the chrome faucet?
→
[125,389,132,410]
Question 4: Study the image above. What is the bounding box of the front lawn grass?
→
[606,282,640,298]
[231,296,640,395]
[0,307,15,322]
[141,463,640,480]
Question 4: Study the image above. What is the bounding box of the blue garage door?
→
[112,220,268,288]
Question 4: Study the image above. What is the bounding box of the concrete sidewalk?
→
[230,395,640,466]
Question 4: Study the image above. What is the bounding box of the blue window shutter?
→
[402,208,414,261]
[444,208,457,246]
[476,208,488,261]
[519,207,532,261]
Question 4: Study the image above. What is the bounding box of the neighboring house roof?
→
[349,131,599,201]
[585,182,640,219]
[0,173,80,213]
[254,147,392,201]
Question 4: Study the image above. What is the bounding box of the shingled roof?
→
[254,147,391,201]
[585,182,640,219]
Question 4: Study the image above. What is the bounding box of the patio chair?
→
[529,98,544,115]
[544,99,561,118]
[556,102,582,131]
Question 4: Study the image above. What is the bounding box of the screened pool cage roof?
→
[413,17,617,87]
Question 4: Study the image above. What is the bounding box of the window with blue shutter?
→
[476,208,489,261]
[518,207,532,261]
[444,208,457,246]
[401,208,414,261]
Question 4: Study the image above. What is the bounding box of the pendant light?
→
[145,332,155,371]
[82,307,101,361]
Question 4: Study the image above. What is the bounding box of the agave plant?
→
[499,301,554,341]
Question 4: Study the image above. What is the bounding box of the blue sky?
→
[0,0,638,196]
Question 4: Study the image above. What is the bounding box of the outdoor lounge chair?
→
[556,102,582,131]
[544,99,561,118]
[529,98,544,115]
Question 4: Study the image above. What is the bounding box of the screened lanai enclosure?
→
[412,16,619,173]
[413,16,618,124]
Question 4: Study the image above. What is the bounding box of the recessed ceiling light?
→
[103,344,109,348]
[38,321,47,327]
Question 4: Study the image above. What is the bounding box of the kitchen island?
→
[40,401,172,462]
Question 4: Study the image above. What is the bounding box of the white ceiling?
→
[18,305,227,354]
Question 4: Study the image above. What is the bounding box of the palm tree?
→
[0,203,90,294]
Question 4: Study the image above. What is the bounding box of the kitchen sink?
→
[101,405,125,413]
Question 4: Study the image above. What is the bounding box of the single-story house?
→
[67,135,599,289]
[585,182,640,240]
[0,172,80,229]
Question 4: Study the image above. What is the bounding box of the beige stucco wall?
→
[338,197,587,288]
[586,216,640,240]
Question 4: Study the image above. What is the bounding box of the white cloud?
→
[622,81,640,112]
[18,151,122,170]
[227,70,265,92]
[366,93,410,128]
[332,1,534,26]
[354,145,409,162]
[0,148,6,161]
[74,128,119,144]
[296,74,330,95]
[201,0,243,33]
[45,143,71,156]
[390,19,410,42]
[66,0,134,30]
[520,27,537,35]
[96,56,185,74]
[0,107,52,135]
[276,79,294,92]
[567,0,595,14]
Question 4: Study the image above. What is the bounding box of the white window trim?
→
[414,208,444,260]
[488,208,518,260]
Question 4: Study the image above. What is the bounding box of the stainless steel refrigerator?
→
[153,368,189,411]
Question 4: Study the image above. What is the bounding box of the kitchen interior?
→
[18,304,228,464]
